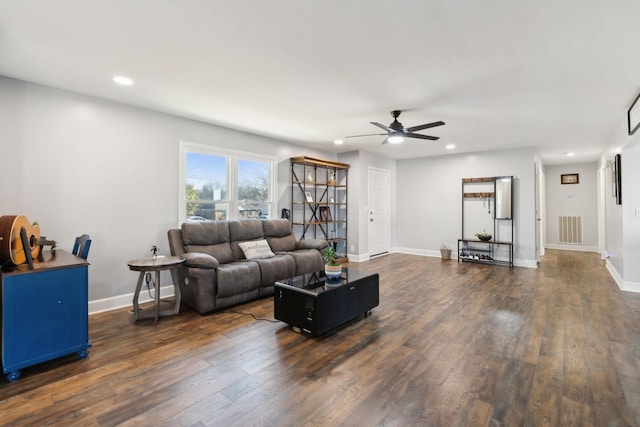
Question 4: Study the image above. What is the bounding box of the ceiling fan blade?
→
[344,133,387,139]
[405,121,445,133]
[370,122,392,132]
[406,133,439,141]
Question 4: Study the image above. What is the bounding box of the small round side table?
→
[127,255,184,324]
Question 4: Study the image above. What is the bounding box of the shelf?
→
[292,220,347,226]
[459,239,512,245]
[463,192,495,198]
[290,156,350,169]
[458,239,513,267]
[462,177,494,183]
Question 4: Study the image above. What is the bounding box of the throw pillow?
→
[238,239,275,260]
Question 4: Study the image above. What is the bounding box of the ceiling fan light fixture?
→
[334,139,344,145]
[387,135,404,144]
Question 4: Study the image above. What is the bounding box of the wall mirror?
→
[495,176,512,219]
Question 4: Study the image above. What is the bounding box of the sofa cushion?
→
[288,248,324,276]
[216,261,261,298]
[263,218,298,252]
[253,254,296,286]
[182,221,234,264]
[182,221,230,245]
[295,238,329,251]
[229,219,265,260]
[185,243,234,264]
[267,234,297,253]
[262,218,294,238]
[238,239,275,260]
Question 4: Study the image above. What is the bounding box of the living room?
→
[2,1,640,425]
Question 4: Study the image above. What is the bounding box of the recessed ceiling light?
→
[565,152,575,157]
[113,76,133,86]
[334,139,344,145]
[446,144,455,150]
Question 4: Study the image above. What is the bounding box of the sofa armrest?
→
[182,252,219,269]
[295,238,329,251]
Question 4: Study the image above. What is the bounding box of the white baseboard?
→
[545,244,597,252]
[89,285,176,315]
[393,246,537,269]
[391,246,441,258]
[347,253,370,262]
[606,260,640,293]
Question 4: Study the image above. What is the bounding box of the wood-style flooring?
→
[2,250,640,426]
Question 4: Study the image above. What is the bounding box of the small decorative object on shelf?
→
[323,245,342,279]
[328,171,336,185]
[475,230,492,241]
[306,170,314,183]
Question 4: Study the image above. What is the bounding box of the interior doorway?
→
[368,167,390,257]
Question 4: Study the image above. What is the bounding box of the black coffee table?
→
[274,269,379,336]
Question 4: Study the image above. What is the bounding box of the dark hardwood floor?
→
[2,250,640,426]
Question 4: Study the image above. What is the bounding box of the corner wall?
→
[395,147,538,267]
[544,162,598,251]
[0,76,334,310]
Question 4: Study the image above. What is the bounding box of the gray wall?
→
[599,106,640,291]
[395,147,538,267]
[621,142,640,288]
[544,162,598,250]
[0,76,334,310]
[338,150,397,260]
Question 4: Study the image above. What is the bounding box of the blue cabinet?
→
[1,250,91,381]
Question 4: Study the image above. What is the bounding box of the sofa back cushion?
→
[181,221,234,264]
[263,218,296,252]
[229,219,265,260]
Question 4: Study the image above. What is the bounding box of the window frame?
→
[178,140,276,223]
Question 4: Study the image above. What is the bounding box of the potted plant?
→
[323,245,342,279]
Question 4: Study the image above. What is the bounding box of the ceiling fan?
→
[345,110,445,144]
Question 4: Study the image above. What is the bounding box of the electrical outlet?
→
[350,245,355,252]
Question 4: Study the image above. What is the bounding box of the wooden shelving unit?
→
[290,156,349,259]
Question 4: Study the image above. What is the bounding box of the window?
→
[179,141,276,223]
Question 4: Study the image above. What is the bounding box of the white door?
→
[368,167,390,256]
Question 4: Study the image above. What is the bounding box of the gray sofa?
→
[167,218,328,314]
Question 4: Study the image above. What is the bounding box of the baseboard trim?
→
[545,244,597,252]
[89,285,176,315]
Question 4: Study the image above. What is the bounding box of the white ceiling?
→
[1,1,639,164]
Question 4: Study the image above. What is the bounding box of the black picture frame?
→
[628,91,640,135]
[560,173,579,184]
[319,206,332,222]
[612,157,617,198]
[615,154,622,205]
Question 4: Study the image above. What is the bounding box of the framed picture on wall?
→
[615,153,622,205]
[560,173,579,184]
[612,157,617,198]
